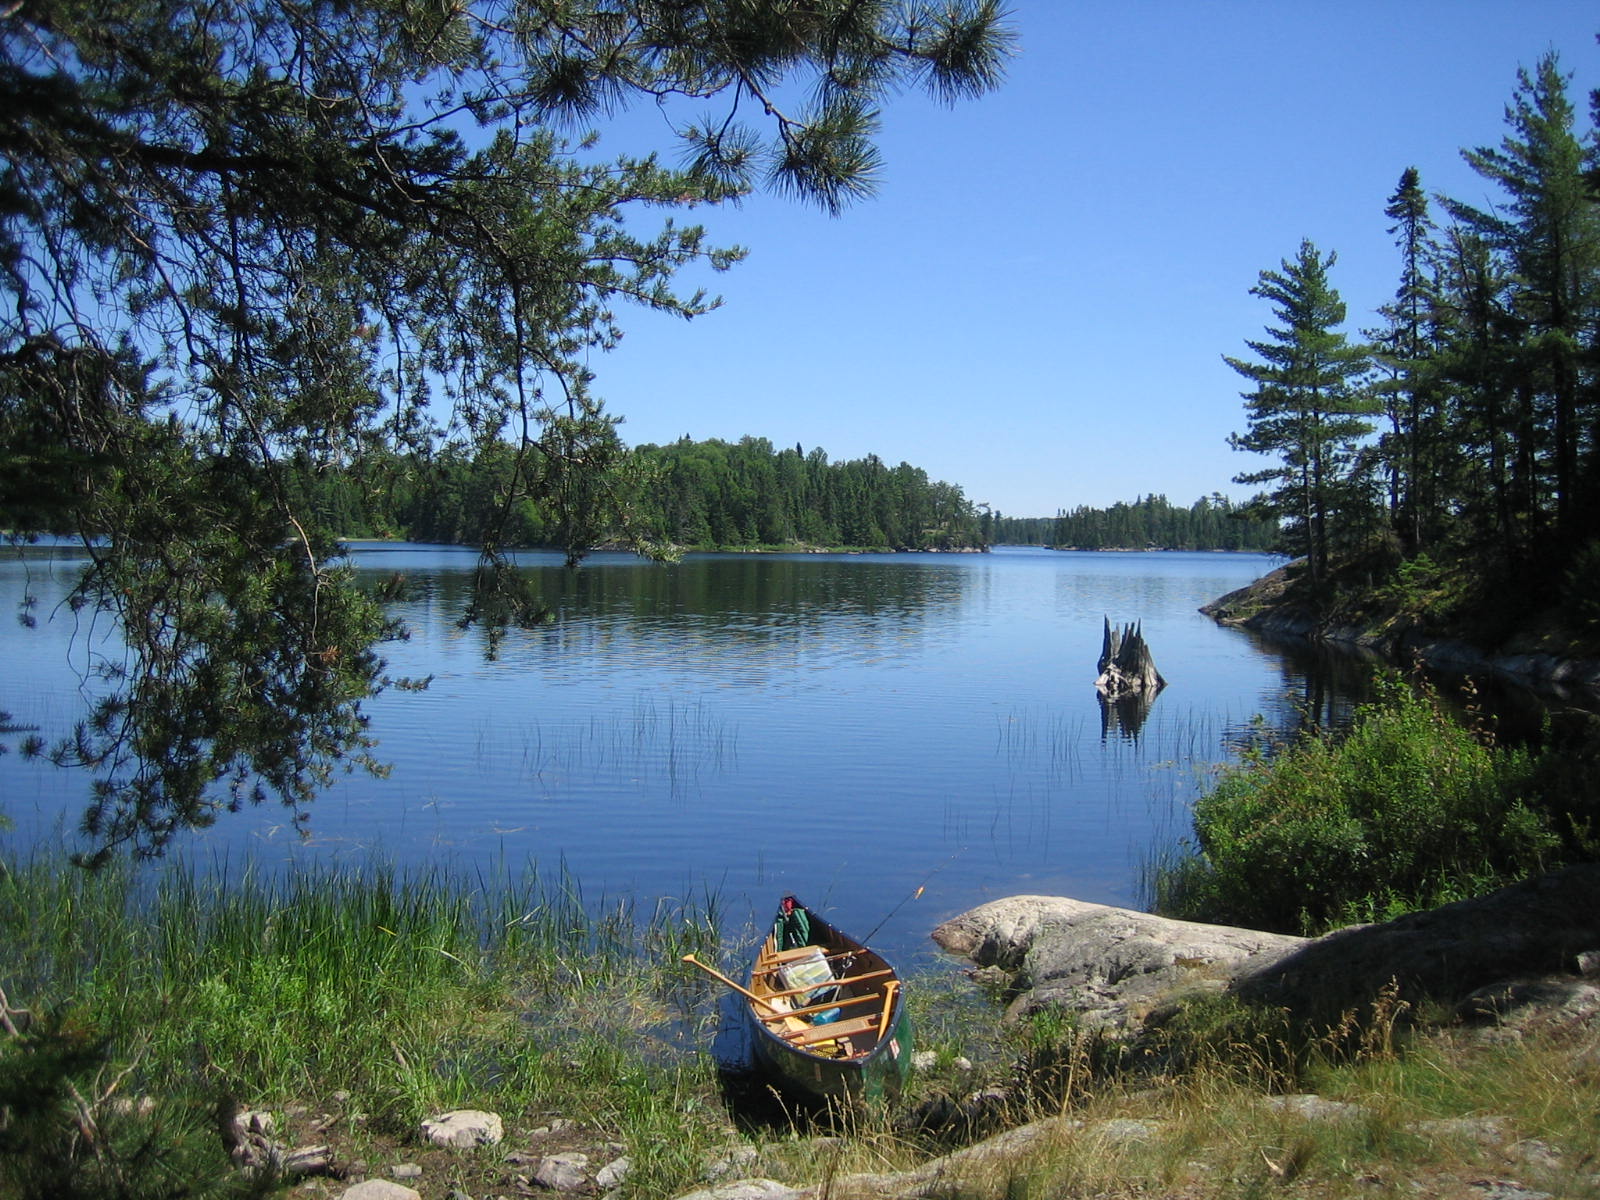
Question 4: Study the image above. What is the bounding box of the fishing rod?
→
[859,850,963,946]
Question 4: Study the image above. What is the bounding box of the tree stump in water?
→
[1095,618,1166,698]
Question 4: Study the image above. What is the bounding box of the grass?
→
[4,854,1598,1200]
[0,855,741,1198]
[853,989,1600,1200]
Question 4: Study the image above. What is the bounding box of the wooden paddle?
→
[681,954,787,1017]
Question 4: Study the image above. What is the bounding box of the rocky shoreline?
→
[1200,564,1600,701]
[192,874,1600,1200]
[930,867,1600,1036]
[679,874,1600,1200]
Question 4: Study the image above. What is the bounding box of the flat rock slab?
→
[340,1182,423,1200]
[673,1182,806,1200]
[932,895,1306,1027]
[1232,864,1600,1024]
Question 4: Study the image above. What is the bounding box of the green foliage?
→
[631,437,984,551]
[1153,675,1559,934]
[273,434,991,553]
[1373,551,1443,614]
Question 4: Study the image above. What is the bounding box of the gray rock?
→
[1458,978,1600,1032]
[596,1155,632,1189]
[339,1182,423,1200]
[239,1109,275,1137]
[1086,1117,1160,1143]
[933,895,1305,1029]
[388,1163,422,1180]
[703,1146,761,1181]
[1466,1181,1554,1200]
[1262,1094,1367,1122]
[673,1182,803,1200]
[1411,1116,1510,1146]
[534,1151,590,1192]
[419,1109,504,1150]
[1234,865,1600,1025]
[1509,1139,1563,1170]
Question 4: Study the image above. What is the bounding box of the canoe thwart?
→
[755,991,881,1022]
[757,967,894,1003]
[782,1013,881,1048]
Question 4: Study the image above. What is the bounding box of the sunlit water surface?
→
[5,545,1379,966]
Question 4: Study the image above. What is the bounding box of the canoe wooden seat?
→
[782,1013,881,1048]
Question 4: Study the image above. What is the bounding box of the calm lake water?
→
[4,545,1378,966]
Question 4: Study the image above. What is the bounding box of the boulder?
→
[596,1155,632,1189]
[1231,864,1600,1025]
[935,866,1600,1036]
[534,1151,591,1192]
[932,895,1305,1029]
[672,1182,805,1200]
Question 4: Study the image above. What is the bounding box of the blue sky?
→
[585,2,1598,518]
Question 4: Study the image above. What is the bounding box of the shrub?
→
[1153,674,1559,934]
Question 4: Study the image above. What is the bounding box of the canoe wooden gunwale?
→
[744,898,911,1105]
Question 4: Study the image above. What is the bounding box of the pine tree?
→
[1226,240,1376,586]
[1368,167,1443,553]
[0,0,1014,860]
[1443,52,1600,552]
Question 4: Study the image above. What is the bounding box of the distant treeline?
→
[282,437,1273,553]
[630,436,982,549]
[280,436,987,551]
[992,494,1277,551]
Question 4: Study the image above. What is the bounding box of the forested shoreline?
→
[991,494,1276,552]
[1218,50,1600,638]
[280,435,1277,554]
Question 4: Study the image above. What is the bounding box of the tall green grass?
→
[0,855,730,1198]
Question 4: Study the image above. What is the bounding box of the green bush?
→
[1153,675,1559,934]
